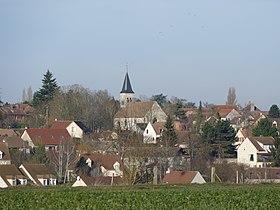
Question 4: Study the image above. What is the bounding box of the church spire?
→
[120,73,134,94]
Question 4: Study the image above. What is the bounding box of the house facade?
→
[0,165,27,188]
[19,164,57,186]
[0,141,12,165]
[51,120,89,139]
[143,122,165,144]
[237,137,274,168]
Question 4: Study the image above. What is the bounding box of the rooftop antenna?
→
[126,63,129,74]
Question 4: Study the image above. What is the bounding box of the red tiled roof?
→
[83,153,123,171]
[80,175,123,186]
[25,128,71,146]
[51,121,72,129]
[0,165,25,186]
[0,129,17,138]
[163,171,199,184]
[152,122,165,135]
[4,136,29,149]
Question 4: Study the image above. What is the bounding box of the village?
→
[0,70,280,188]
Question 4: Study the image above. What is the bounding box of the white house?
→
[51,120,89,139]
[235,128,252,147]
[163,171,206,185]
[84,153,123,177]
[143,122,165,144]
[21,128,71,150]
[237,137,275,168]
[0,165,27,188]
[19,164,57,186]
[0,141,11,165]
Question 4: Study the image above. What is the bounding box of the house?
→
[0,103,34,123]
[163,171,206,185]
[235,127,252,146]
[114,72,167,131]
[245,167,280,183]
[84,153,123,177]
[51,119,90,139]
[237,137,275,168]
[114,101,167,132]
[3,136,30,153]
[21,128,71,150]
[214,105,241,121]
[143,122,165,144]
[0,141,11,165]
[0,129,17,138]
[72,175,122,187]
[19,164,57,186]
[0,165,27,188]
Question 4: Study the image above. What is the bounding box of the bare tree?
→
[226,87,237,106]
[22,88,27,102]
[27,86,33,102]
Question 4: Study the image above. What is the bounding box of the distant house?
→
[19,164,57,186]
[114,101,167,132]
[0,129,17,138]
[51,120,90,139]
[143,122,165,144]
[0,103,34,123]
[84,153,123,177]
[21,128,71,150]
[163,171,206,185]
[0,141,11,165]
[237,137,275,168]
[214,105,241,121]
[245,167,280,183]
[0,165,27,188]
[235,127,252,146]
[3,136,30,153]
[72,175,123,187]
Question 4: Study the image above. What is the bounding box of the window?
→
[250,154,254,162]
[43,179,48,186]
[12,179,17,186]
[146,129,149,134]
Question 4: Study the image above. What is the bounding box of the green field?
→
[0,184,279,210]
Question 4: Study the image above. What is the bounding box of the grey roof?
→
[120,73,134,94]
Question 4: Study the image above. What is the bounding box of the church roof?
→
[115,101,155,118]
[120,73,134,94]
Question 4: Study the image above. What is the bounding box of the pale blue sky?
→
[0,0,279,109]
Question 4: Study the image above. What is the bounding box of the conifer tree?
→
[163,115,177,146]
[268,104,280,118]
[33,70,59,106]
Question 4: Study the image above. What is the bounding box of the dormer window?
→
[0,151,3,159]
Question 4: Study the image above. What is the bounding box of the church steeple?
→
[120,72,135,108]
[121,73,134,94]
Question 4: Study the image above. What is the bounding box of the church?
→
[114,73,167,132]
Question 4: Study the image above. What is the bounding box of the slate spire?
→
[121,73,134,94]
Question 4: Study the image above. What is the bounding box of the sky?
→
[0,0,279,110]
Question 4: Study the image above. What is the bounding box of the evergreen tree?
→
[163,115,177,146]
[151,94,167,107]
[33,70,59,106]
[252,118,278,138]
[201,119,236,158]
[174,100,187,121]
[268,105,280,118]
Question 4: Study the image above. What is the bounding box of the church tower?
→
[120,72,135,108]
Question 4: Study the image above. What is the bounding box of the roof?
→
[3,136,29,149]
[120,73,134,94]
[152,122,165,135]
[79,175,123,186]
[83,153,123,171]
[0,129,17,138]
[0,165,25,186]
[51,120,72,129]
[24,128,71,146]
[163,171,199,184]
[51,120,91,133]
[115,101,155,118]
[249,138,265,152]
[252,137,275,145]
[0,141,11,161]
[20,164,55,185]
